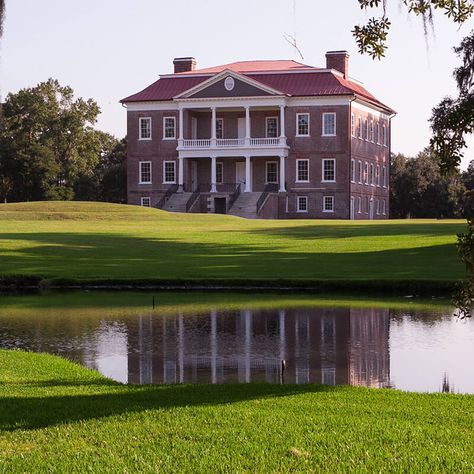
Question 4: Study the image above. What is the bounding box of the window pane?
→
[323,160,335,181]
[298,114,309,135]
[216,119,223,139]
[266,118,278,138]
[164,118,175,138]
[164,162,175,182]
[297,160,309,181]
[216,162,223,183]
[141,197,151,207]
[297,196,308,212]
[140,162,151,183]
[266,162,278,183]
[323,113,335,135]
[323,196,334,212]
[140,118,151,139]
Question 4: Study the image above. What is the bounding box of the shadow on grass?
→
[0,381,336,431]
[0,231,464,281]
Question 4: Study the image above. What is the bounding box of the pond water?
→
[0,292,473,393]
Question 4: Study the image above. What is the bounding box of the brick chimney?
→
[173,57,197,73]
[326,51,349,79]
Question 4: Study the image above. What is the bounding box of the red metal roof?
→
[121,60,393,112]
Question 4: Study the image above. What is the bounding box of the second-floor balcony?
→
[180,137,285,150]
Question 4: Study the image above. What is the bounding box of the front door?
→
[236,162,246,187]
[238,118,246,139]
[191,117,198,139]
[191,161,198,192]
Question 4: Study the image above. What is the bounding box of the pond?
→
[0,291,473,393]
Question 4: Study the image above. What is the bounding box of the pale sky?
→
[1,0,474,168]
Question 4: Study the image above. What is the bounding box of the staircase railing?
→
[227,183,241,211]
[256,184,278,215]
[185,189,201,212]
[157,185,178,209]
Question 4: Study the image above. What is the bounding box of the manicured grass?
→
[0,350,473,472]
[0,201,467,286]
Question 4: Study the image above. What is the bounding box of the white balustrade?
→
[216,138,245,147]
[182,139,211,148]
[250,138,280,146]
[182,137,285,149]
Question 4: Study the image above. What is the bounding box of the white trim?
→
[376,164,380,187]
[296,195,308,213]
[139,161,152,184]
[265,116,279,138]
[351,159,355,183]
[140,197,151,207]
[365,118,369,141]
[296,158,309,183]
[370,163,375,186]
[296,113,310,137]
[322,158,336,183]
[351,113,355,137]
[176,96,287,108]
[163,160,176,184]
[357,196,362,213]
[288,96,351,107]
[358,116,362,139]
[265,160,279,184]
[352,99,393,119]
[364,162,369,186]
[163,116,176,140]
[127,102,177,111]
[322,195,334,213]
[322,112,336,137]
[358,160,363,184]
[139,117,152,140]
[174,69,286,99]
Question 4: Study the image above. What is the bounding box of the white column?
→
[279,105,286,145]
[211,155,217,193]
[211,107,217,146]
[245,106,250,146]
[178,107,184,147]
[279,155,286,192]
[245,155,251,192]
[178,157,184,192]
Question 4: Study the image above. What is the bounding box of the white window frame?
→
[358,116,362,139]
[265,116,279,138]
[383,165,387,188]
[139,161,152,184]
[364,162,369,185]
[383,124,387,146]
[322,112,336,136]
[140,197,151,207]
[351,113,355,137]
[370,163,374,186]
[358,196,362,213]
[382,199,386,215]
[358,160,363,184]
[216,118,224,140]
[216,161,224,184]
[365,119,369,141]
[139,117,152,141]
[163,116,176,140]
[297,195,308,213]
[323,196,334,213]
[296,113,310,137]
[365,196,369,214]
[351,159,355,183]
[376,122,380,144]
[370,121,375,142]
[376,199,380,215]
[163,160,176,184]
[376,164,380,187]
[322,158,336,183]
[265,161,278,184]
[296,159,309,183]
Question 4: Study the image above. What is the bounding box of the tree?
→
[0,79,101,201]
[352,0,474,58]
[0,0,4,39]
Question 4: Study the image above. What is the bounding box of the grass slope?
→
[0,201,467,286]
[0,350,473,472]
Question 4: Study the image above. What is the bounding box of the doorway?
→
[214,197,227,214]
[238,118,246,139]
[236,162,246,187]
[191,161,198,192]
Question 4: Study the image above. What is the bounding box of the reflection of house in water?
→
[127,308,390,387]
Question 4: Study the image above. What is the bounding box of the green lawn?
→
[0,201,467,286]
[0,350,472,472]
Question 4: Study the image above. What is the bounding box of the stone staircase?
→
[228,192,261,219]
[162,192,192,213]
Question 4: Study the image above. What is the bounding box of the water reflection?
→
[126,308,390,387]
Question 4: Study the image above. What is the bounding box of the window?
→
[266,161,278,183]
[296,159,309,182]
[323,196,334,213]
[163,161,176,183]
[216,162,223,184]
[358,160,362,184]
[364,162,369,185]
[140,197,151,207]
[358,197,362,213]
[370,163,374,185]
[216,118,224,139]
[376,199,380,215]
[376,164,380,186]
[365,119,369,140]
[370,121,374,142]
[383,124,387,146]
[139,117,152,140]
[139,161,152,184]
[322,112,336,136]
[163,117,176,139]
[266,117,278,138]
[358,116,362,139]
[296,113,310,136]
[351,159,355,183]
[351,113,355,137]
[322,159,335,182]
[365,196,369,214]
[297,196,308,212]
[382,166,387,188]
[376,122,380,144]
[382,199,386,215]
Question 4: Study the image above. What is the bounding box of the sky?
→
[1,0,474,168]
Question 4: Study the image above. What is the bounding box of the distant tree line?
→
[0,79,126,204]
[390,148,474,219]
